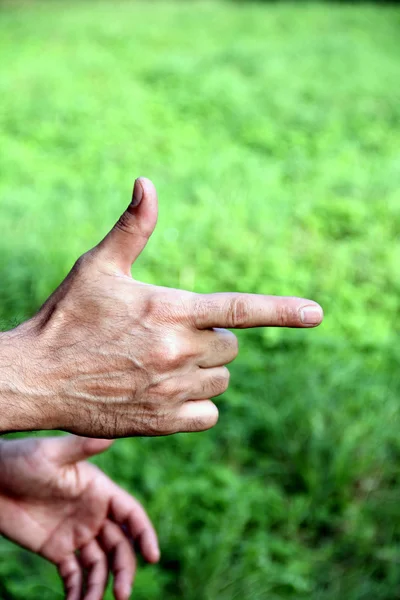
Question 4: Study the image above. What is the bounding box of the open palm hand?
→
[0,436,159,600]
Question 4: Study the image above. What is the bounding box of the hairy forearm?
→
[0,323,53,434]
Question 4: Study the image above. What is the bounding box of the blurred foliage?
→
[0,1,400,599]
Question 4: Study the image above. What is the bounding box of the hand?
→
[2,178,323,437]
[0,435,159,600]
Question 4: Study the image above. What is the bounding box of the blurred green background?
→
[1,1,400,598]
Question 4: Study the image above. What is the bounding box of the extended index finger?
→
[192,293,323,330]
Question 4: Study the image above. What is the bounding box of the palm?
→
[0,436,159,600]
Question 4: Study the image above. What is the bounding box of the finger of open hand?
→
[192,293,323,329]
[80,540,108,600]
[109,489,160,564]
[196,328,239,368]
[98,520,136,600]
[58,555,83,600]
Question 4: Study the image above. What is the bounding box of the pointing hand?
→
[2,178,323,437]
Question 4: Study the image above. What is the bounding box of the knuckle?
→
[143,293,163,320]
[72,250,100,276]
[73,524,92,547]
[138,222,154,241]
[146,291,190,325]
[163,346,181,367]
[73,251,91,271]
[275,304,295,326]
[156,336,185,368]
[226,296,249,328]
[126,405,179,436]
[209,368,230,395]
[149,410,177,435]
[193,293,215,327]
[115,210,134,235]
[158,378,182,400]
[154,408,185,435]
[193,295,206,321]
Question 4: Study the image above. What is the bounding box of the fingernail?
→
[130,178,144,208]
[300,305,323,325]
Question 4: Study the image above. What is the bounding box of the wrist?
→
[0,321,56,434]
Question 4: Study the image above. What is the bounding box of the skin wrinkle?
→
[0,177,322,437]
[0,433,158,599]
[39,480,104,559]
[1,497,52,551]
[63,390,134,405]
[94,343,145,368]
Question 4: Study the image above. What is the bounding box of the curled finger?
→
[196,328,239,368]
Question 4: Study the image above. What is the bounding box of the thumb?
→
[97,177,158,275]
[49,435,114,466]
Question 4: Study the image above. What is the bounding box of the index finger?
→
[191,293,323,330]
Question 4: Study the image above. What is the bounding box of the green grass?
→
[1,1,400,598]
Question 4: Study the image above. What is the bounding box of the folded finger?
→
[196,328,239,368]
[181,367,230,400]
[175,399,219,432]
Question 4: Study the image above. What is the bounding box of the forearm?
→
[0,324,53,434]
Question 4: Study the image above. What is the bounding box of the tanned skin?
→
[0,178,323,437]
